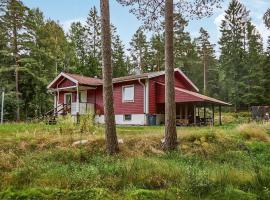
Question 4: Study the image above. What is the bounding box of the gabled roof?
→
[47,68,199,92]
[157,82,230,106]
[47,72,102,89]
[64,73,103,86]
[112,68,199,92]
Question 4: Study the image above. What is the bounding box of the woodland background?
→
[1,0,270,121]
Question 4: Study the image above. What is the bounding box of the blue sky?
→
[22,0,270,54]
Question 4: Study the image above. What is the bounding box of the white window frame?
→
[123,114,132,121]
[122,85,135,103]
[64,93,72,105]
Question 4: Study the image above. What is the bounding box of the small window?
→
[122,85,134,102]
[124,114,132,121]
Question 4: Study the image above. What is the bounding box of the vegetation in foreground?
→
[0,115,270,199]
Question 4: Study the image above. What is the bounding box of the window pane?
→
[123,86,134,101]
[124,114,132,121]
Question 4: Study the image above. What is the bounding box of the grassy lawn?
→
[0,116,270,199]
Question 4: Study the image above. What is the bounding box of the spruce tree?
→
[242,22,265,106]
[112,34,127,77]
[85,6,102,76]
[264,37,270,104]
[219,0,249,110]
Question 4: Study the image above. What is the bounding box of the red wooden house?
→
[47,68,230,125]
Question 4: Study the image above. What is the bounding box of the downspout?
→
[138,78,147,125]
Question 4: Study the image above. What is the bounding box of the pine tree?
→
[196,27,217,95]
[1,0,32,121]
[100,0,119,155]
[129,28,150,73]
[149,33,165,71]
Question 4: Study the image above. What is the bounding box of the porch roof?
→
[156,82,231,106]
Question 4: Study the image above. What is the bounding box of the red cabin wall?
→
[113,80,144,114]
[94,81,144,115]
[148,79,156,114]
[58,78,76,88]
[148,72,197,114]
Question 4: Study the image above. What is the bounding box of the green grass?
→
[0,118,270,199]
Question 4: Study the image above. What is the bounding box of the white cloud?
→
[61,17,87,33]
[214,12,225,28]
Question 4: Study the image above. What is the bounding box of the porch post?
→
[54,92,57,116]
[76,85,79,115]
[219,105,222,126]
[185,104,188,120]
[204,105,206,125]
[212,105,215,126]
[194,104,196,125]
[57,88,60,115]
[1,89,4,124]
[179,105,182,119]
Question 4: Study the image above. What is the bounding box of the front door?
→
[64,93,72,105]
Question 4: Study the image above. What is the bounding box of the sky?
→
[21,0,270,54]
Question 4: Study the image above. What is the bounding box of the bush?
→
[79,112,96,134]
[57,114,76,135]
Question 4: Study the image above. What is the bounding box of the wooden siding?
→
[113,80,144,114]
[148,79,156,114]
[58,78,76,88]
[92,81,144,115]
[148,71,196,114]
[156,83,201,103]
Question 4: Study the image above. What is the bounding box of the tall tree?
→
[85,6,102,76]
[129,28,149,73]
[242,22,265,106]
[117,0,222,150]
[219,0,249,111]
[1,0,32,121]
[196,27,216,95]
[149,33,165,71]
[112,34,128,77]
[100,0,119,154]
[164,0,177,150]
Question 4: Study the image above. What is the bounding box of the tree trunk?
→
[164,0,177,150]
[203,52,208,95]
[100,0,119,155]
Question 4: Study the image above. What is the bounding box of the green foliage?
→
[79,112,97,134]
[0,121,270,199]
[57,114,76,135]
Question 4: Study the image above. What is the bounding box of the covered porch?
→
[156,82,230,126]
[52,85,95,116]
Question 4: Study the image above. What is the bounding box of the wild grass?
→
[0,116,269,199]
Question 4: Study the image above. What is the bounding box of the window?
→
[124,114,132,121]
[122,85,134,102]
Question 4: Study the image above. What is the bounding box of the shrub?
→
[57,114,77,135]
[79,112,96,134]
[236,123,270,142]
